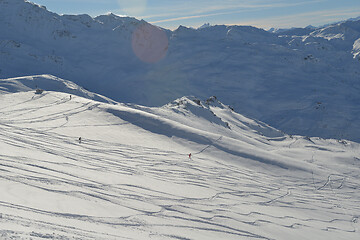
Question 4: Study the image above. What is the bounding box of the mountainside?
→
[0,78,359,239]
[1,0,360,142]
[0,74,116,103]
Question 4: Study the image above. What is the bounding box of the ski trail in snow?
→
[193,136,223,155]
[0,92,359,239]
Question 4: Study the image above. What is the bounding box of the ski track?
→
[0,93,359,239]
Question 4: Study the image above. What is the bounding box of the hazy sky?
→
[31,0,360,30]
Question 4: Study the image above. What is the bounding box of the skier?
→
[78,137,82,144]
[188,153,192,160]
[70,95,72,100]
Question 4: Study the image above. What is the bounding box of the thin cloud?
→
[231,8,360,29]
[146,0,326,24]
[149,9,252,24]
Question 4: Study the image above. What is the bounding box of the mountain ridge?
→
[0,74,116,103]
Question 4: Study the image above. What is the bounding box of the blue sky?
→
[32,0,360,30]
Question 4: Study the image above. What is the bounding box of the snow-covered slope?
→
[0,74,116,103]
[353,38,360,59]
[0,0,360,142]
[0,81,360,239]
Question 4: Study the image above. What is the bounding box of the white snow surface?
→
[0,74,116,104]
[353,38,360,58]
[0,79,360,239]
[1,0,360,142]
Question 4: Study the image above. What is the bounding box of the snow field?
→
[0,91,359,239]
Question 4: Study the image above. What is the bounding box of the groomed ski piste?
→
[0,75,359,239]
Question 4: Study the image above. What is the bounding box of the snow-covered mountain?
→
[0,0,360,143]
[0,76,359,239]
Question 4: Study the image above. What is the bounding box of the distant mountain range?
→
[1,0,360,142]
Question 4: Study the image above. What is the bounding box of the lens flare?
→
[131,23,169,63]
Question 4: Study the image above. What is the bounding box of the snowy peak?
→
[173,24,274,42]
[271,27,315,36]
[0,0,59,30]
[162,96,283,139]
[162,96,231,129]
[62,14,95,28]
[165,96,204,108]
[165,96,228,110]
[348,15,360,22]
[310,20,360,41]
[204,95,227,108]
[0,0,144,40]
[198,23,211,29]
[353,38,360,58]
[95,13,140,30]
